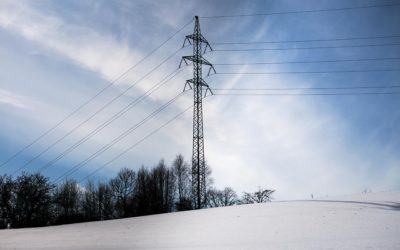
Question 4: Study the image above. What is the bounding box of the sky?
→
[0,0,399,200]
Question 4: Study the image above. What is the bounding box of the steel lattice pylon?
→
[180,16,215,209]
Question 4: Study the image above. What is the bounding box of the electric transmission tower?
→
[180,16,215,209]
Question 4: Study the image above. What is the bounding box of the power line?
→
[212,43,400,52]
[79,105,193,183]
[11,47,184,176]
[212,35,400,45]
[55,92,187,182]
[214,85,400,91]
[213,57,400,65]
[213,92,400,96]
[214,69,400,75]
[201,3,400,19]
[0,19,193,170]
[36,68,185,174]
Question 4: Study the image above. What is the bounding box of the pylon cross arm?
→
[180,56,216,76]
[185,34,209,44]
[184,80,193,91]
[180,56,211,66]
[201,79,214,97]
[183,34,213,53]
[185,78,213,97]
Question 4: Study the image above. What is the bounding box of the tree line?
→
[0,154,274,228]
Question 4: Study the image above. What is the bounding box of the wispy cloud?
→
[0,0,144,86]
[0,0,398,199]
[0,88,35,110]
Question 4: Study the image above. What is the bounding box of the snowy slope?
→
[1,192,399,250]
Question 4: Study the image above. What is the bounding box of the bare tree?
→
[148,160,176,213]
[241,187,274,204]
[172,155,192,211]
[53,179,82,224]
[207,188,223,207]
[164,164,176,212]
[135,166,150,216]
[1,152,233,227]
[110,168,136,218]
[207,187,238,207]
[97,182,113,220]
[14,172,54,227]
[0,175,14,228]
[82,181,98,221]
[202,162,214,208]
[221,187,238,206]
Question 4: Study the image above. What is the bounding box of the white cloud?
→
[0,88,35,110]
[0,0,398,200]
[203,75,399,199]
[0,0,145,87]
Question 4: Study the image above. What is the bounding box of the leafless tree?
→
[207,188,223,207]
[110,168,136,217]
[135,166,150,215]
[82,180,98,221]
[53,179,82,224]
[241,187,274,204]
[172,155,192,210]
[0,175,14,228]
[221,187,238,206]
[97,182,113,220]
[14,173,54,227]
[148,160,176,213]
[207,187,238,207]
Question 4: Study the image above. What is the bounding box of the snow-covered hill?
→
[1,192,399,250]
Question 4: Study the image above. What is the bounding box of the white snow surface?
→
[1,191,399,250]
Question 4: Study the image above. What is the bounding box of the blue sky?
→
[0,0,399,199]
